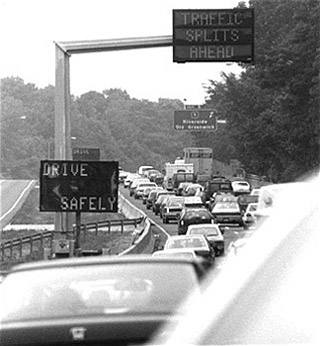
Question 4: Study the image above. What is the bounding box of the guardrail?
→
[0,216,144,262]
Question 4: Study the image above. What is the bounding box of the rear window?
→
[185,210,212,219]
[0,263,199,321]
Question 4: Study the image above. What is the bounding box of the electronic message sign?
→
[72,148,100,161]
[174,109,217,131]
[40,160,118,212]
[173,9,254,63]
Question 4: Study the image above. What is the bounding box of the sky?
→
[0,0,246,104]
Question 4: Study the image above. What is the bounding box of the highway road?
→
[119,185,255,268]
[0,180,36,230]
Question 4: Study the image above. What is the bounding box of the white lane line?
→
[0,180,35,222]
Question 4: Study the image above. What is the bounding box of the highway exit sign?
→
[173,8,254,63]
[40,160,118,212]
[174,109,217,131]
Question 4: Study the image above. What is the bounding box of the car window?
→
[213,202,239,210]
[188,227,219,236]
[0,263,200,321]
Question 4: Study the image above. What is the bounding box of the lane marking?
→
[0,180,36,222]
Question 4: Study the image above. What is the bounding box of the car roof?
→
[187,223,219,229]
[8,255,203,274]
[168,234,207,241]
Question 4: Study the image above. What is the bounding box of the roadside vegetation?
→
[1,0,318,182]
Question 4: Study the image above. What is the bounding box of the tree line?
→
[1,0,318,183]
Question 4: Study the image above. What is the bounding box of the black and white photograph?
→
[0,0,319,345]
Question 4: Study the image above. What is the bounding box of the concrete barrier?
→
[118,193,155,255]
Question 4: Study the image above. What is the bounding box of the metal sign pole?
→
[54,43,72,237]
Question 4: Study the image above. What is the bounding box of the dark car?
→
[0,255,206,346]
[211,200,243,227]
[201,178,233,206]
[162,196,185,223]
[178,208,215,235]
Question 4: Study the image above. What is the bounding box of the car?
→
[152,190,176,214]
[137,165,154,176]
[201,178,233,205]
[183,196,205,209]
[154,192,176,216]
[231,180,251,195]
[211,200,243,227]
[178,208,215,235]
[0,255,206,346]
[186,223,225,256]
[163,235,215,268]
[129,178,150,196]
[133,182,157,199]
[145,169,161,181]
[172,173,195,194]
[183,183,204,196]
[123,173,140,188]
[162,196,185,223]
[237,193,259,214]
[242,202,259,229]
[142,186,163,205]
[176,182,193,196]
[118,170,129,183]
[150,173,319,345]
[146,188,164,209]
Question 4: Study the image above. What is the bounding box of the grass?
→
[1,186,133,271]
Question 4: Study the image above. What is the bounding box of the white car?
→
[231,180,251,195]
[129,178,150,196]
[124,173,140,188]
[134,182,157,199]
[186,223,225,256]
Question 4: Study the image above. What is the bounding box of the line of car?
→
[123,170,262,262]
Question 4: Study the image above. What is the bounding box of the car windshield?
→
[0,262,199,321]
[185,210,210,219]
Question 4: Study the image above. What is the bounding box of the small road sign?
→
[174,109,217,131]
[72,148,100,161]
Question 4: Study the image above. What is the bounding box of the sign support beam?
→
[54,36,172,238]
[54,44,72,236]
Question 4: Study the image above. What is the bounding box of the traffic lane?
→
[120,186,255,262]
